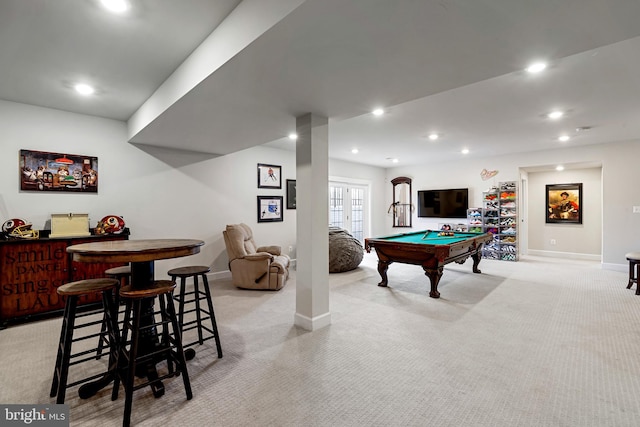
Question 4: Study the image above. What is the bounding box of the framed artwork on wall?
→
[257,163,281,189]
[257,196,283,222]
[19,149,99,193]
[546,183,582,224]
[286,179,296,209]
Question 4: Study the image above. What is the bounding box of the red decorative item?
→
[95,215,125,234]
[2,218,39,239]
[2,218,28,233]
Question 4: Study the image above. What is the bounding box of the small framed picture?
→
[257,196,283,222]
[546,183,582,224]
[286,179,296,209]
[257,163,281,189]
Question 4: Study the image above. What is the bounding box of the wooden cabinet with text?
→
[0,232,129,327]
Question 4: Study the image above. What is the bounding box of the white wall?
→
[1,100,387,275]
[386,140,640,268]
[4,99,637,270]
[329,158,388,238]
[527,168,602,257]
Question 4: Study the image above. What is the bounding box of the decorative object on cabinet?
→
[1,218,39,239]
[50,213,91,238]
[0,231,130,327]
[482,181,518,261]
[257,163,282,189]
[19,149,98,193]
[257,196,283,222]
[546,183,582,224]
[94,215,126,234]
[286,179,297,209]
[390,176,412,227]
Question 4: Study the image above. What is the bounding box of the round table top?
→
[67,238,204,263]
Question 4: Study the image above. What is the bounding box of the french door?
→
[329,182,368,243]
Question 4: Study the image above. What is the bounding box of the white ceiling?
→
[2,0,640,168]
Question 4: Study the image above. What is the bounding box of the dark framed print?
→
[257,196,283,222]
[286,179,296,209]
[19,149,99,193]
[257,163,281,189]
[546,183,582,224]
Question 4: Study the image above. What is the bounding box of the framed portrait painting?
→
[286,179,296,209]
[257,163,281,189]
[257,196,283,222]
[546,183,582,224]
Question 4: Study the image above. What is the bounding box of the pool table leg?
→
[471,252,482,274]
[423,267,443,298]
[376,260,391,287]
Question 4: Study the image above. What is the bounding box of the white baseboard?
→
[601,263,628,273]
[526,249,601,262]
[207,270,231,281]
[294,311,331,331]
[205,260,295,282]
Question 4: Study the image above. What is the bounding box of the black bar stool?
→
[50,278,120,404]
[113,280,192,427]
[625,252,640,292]
[168,266,222,359]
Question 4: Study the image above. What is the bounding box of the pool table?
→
[364,230,493,298]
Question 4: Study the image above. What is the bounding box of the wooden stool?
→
[113,280,192,427]
[50,278,120,404]
[625,252,640,292]
[168,266,222,359]
[96,265,131,359]
[105,265,132,287]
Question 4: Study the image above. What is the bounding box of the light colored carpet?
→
[2,253,640,426]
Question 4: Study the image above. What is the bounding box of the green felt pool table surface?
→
[373,230,483,245]
[364,230,494,298]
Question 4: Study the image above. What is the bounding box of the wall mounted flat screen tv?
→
[417,188,469,218]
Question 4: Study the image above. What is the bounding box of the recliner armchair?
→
[222,223,290,290]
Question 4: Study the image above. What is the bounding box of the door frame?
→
[329,176,372,243]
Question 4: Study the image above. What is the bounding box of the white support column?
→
[294,113,331,331]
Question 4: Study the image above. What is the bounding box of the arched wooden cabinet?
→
[391,176,412,228]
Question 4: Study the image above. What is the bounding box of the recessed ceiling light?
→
[526,62,547,73]
[392,158,399,163]
[101,0,129,13]
[372,108,385,116]
[556,165,565,171]
[558,135,570,142]
[547,110,564,120]
[428,133,439,140]
[74,83,95,96]
[288,133,298,140]
[461,148,469,154]
[351,148,359,154]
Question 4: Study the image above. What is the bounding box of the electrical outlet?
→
[550,239,556,245]
[633,206,640,214]
[289,245,293,253]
